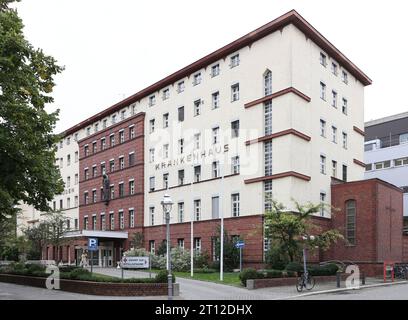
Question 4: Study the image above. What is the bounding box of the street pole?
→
[166,211,173,300]
[90,251,93,275]
[240,247,243,272]
[191,165,194,278]
[220,173,224,282]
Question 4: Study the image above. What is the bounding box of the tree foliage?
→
[0,0,64,228]
[264,200,343,263]
[213,225,241,271]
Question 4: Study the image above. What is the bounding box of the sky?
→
[14,0,408,133]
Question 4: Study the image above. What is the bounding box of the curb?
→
[280,280,408,299]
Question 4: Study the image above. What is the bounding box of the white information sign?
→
[121,256,149,269]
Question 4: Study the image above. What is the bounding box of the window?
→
[149,177,155,192]
[194,165,201,182]
[60,199,63,209]
[178,106,184,122]
[365,163,373,171]
[74,196,78,207]
[320,192,326,216]
[110,212,115,230]
[320,155,326,174]
[212,161,219,178]
[109,159,115,172]
[67,198,71,209]
[320,52,327,66]
[212,127,219,144]
[342,165,348,182]
[178,169,185,185]
[84,145,89,157]
[74,133,78,141]
[111,114,116,124]
[320,119,326,137]
[119,130,124,144]
[194,133,201,149]
[178,239,185,250]
[119,183,124,198]
[342,71,348,84]
[149,119,155,133]
[66,176,71,188]
[84,192,89,205]
[194,99,201,116]
[101,163,106,175]
[331,62,338,76]
[129,209,135,228]
[163,173,169,189]
[264,141,272,176]
[231,83,239,101]
[147,240,155,255]
[264,101,272,135]
[149,148,155,163]
[149,95,156,106]
[332,126,337,143]
[212,91,220,109]
[264,70,272,96]
[163,144,169,158]
[129,180,135,195]
[342,98,348,115]
[231,193,240,217]
[177,81,185,93]
[67,154,71,166]
[178,139,184,154]
[84,168,89,180]
[342,132,348,149]
[162,88,170,100]
[400,133,408,144]
[53,201,56,211]
[101,214,106,231]
[150,207,155,226]
[110,134,115,147]
[92,216,97,230]
[231,156,240,174]
[66,137,71,146]
[101,138,106,150]
[231,120,239,138]
[320,82,326,100]
[394,157,408,166]
[178,202,184,223]
[59,141,63,148]
[59,158,63,168]
[119,211,124,229]
[92,166,97,178]
[193,72,202,86]
[118,157,124,170]
[86,127,91,136]
[129,126,135,139]
[332,90,337,108]
[163,113,169,128]
[84,217,89,230]
[129,152,135,166]
[75,174,79,185]
[345,200,356,245]
[110,185,115,199]
[75,151,79,163]
[194,238,202,253]
[230,54,239,68]
[102,119,107,129]
[212,196,219,219]
[211,64,220,77]
[91,142,96,154]
[332,160,337,178]
[131,104,136,115]
[194,200,201,221]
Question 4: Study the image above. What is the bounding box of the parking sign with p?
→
[88,238,98,251]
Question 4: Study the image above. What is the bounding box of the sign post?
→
[88,238,98,275]
[235,240,245,272]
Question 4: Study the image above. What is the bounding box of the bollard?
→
[361,272,365,285]
[336,272,341,288]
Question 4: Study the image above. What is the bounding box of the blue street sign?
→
[88,238,98,251]
[235,240,245,249]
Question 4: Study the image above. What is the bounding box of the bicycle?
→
[296,271,315,292]
[394,265,408,279]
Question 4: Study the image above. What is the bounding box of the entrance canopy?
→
[63,230,128,239]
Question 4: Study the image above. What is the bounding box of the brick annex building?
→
[18,10,407,275]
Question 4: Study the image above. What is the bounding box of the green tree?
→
[43,211,70,263]
[130,232,144,249]
[23,221,49,259]
[213,225,240,271]
[0,0,64,230]
[264,200,343,263]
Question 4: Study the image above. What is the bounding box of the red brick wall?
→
[402,235,408,262]
[143,215,264,267]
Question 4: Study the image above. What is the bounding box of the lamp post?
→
[302,235,315,276]
[161,194,174,300]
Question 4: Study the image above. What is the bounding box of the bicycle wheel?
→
[296,277,304,292]
[305,275,315,290]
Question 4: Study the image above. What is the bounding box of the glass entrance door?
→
[102,249,113,267]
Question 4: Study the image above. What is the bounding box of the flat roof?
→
[365,111,408,127]
[61,9,372,137]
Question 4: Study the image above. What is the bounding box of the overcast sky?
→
[15,0,408,133]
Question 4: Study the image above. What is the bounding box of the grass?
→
[144,269,242,287]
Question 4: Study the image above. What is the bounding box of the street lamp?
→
[302,235,315,276]
[161,194,174,300]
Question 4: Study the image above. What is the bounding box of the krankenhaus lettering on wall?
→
[155,144,229,171]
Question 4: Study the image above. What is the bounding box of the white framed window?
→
[231,156,240,174]
[194,200,201,221]
[178,202,184,223]
[100,214,106,231]
[211,64,220,77]
[178,169,184,185]
[342,98,348,115]
[332,126,337,143]
[163,113,169,128]
[119,130,124,143]
[320,52,327,67]
[75,174,79,185]
[320,82,326,100]
[149,240,155,253]
[194,238,202,253]
[231,193,240,217]
[102,119,107,129]
[86,127,91,136]
[212,161,219,178]
[212,91,220,109]
[177,81,185,93]
[110,212,115,230]
[119,211,124,230]
[67,154,71,166]
[342,132,348,149]
[264,141,272,176]
[129,126,135,139]
[264,180,273,211]
[394,157,408,166]
[231,120,239,138]
[212,196,219,219]
[264,101,272,135]
[332,90,337,108]
[149,119,155,133]
[149,95,156,106]
[320,155,326,174]
[163,144,169,158]
[162,88,170,100]
[331,62,338,76]
[119,156,124,170]
[150,207,155,226]
[129,209,135,228]
[129,180,135,195]
[163,173,169,189]
[149,148,155,163]
[194,99,201,116]
[400,133,408,144]
[178,106,184,122]
[342,70,348,84]
[101,138,106,150]
[212,127,219,144]
[111,114,116,124]
[231,83,240,101]
[149,176,155,192]
[194,133,201,150]
[194,165,201,182]
[230,54,240,68]
[332,160,337,178]
[178,239,185,250]
[75,151,79,162]
[178,139,184,154]
[320,192,326,216]
[121,110,126,120]
[193,72,202,86]
[264,70,272,96]
[320,119,326,137]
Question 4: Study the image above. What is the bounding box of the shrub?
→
[265,245,289,270]
[155,270,175,283]
[264,270,284,278]
[59,265,81,273]
[308,263,339,276]
[285,262,304,273]
[68,268,91,279]
[239,268,263,286]
[193,251,209,269]
[26,263,46,273]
